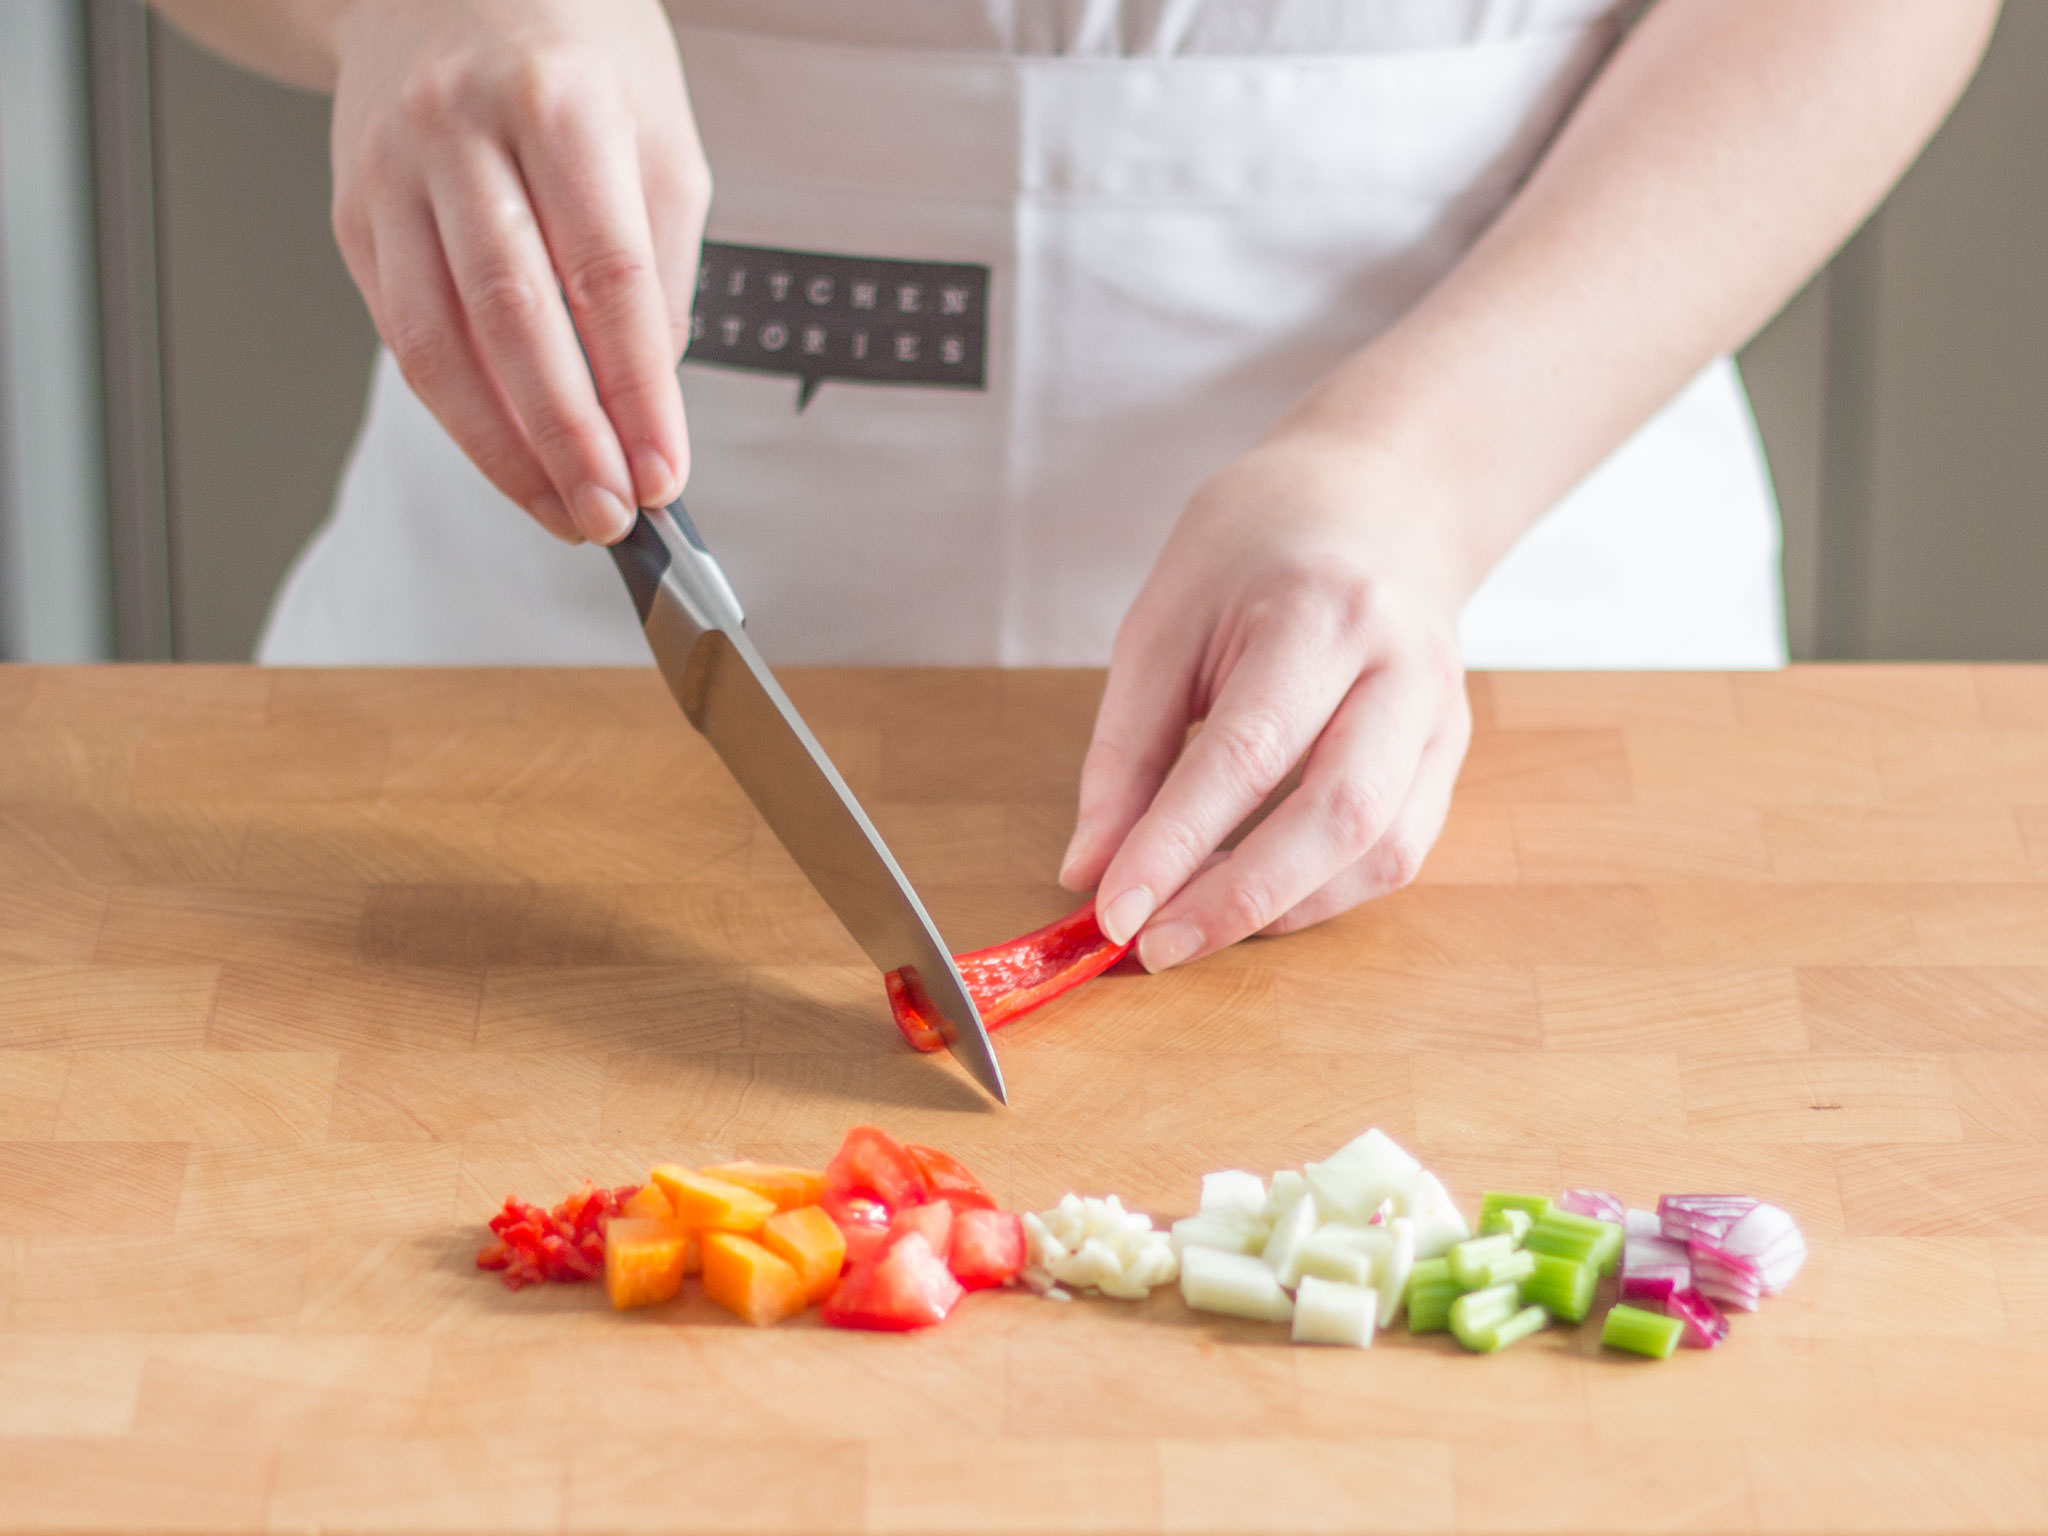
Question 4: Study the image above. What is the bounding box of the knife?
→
[609,502,1007,1105]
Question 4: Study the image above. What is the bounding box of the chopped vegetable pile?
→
[475,1124,1807,1362]
[1021,1194,1179,1299]
[887,900,1131,1052]
[1054,1129,1808,1358]
[477,1181,638,1289]
[476,1129,1024,1332]
[1163,1129,1462,1346]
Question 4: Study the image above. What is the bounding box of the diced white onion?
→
[1291,1275,1378,1347]
[1375,1216,1416,1330]
[1171,1212,1270,1256]
[1180,1245,1295,1323]
[1200,1170,1267,1219]
[1260,1193,1321,1291]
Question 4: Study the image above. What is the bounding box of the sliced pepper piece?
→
[477,1183,636,1289]
[701,1232,808,1327]
[700,1162,829,1212]
[650,1167,778,1234]
[604,1217,694,1310]
[761,1206,849,1304]
[619,1183,676,1223]
[887,900,1133,1052]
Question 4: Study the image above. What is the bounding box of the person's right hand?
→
[328,0,706,544]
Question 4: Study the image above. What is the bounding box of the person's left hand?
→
[1058,428,1476,971]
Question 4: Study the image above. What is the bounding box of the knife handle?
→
[610,501,745,635]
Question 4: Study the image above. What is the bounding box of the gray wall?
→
[1814,0,2048,661]
[116,5,2048,661]
[152,21,376,661]
[0,0,113,661]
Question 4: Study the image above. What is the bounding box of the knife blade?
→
[610,502,1006,1105]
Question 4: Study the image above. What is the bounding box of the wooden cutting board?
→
[1,663,2045,1535]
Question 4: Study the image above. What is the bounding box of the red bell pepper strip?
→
[886,900,1133,1053]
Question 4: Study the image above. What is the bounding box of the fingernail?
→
[526,495,582,545]
[1097,885,1154,947]
[1138,920,1201,973]
[630,447,679,508]
[573,484,635,544]
[1057,824,1093,890]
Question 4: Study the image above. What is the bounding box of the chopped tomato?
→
[823,1192,893,1270]
[825,1126,931,1212]
[949,1207,1025,1290]
[821,1232,964,1332]
[904,1144,996,1211]
[888,1199,955,1259]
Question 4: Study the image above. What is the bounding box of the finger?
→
[368,195,581,543]
[642,123,711,368]
[1091,619,1365,946]
[427,143,637,542]
[1262,701,1473,935]
[517,100,689,507]
[1059,606,1201,895]
[1133,657,1443,971]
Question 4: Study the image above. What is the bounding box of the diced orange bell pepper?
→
[701,1162,829,1212]
[620,1183,676,1222]
[604,1217,693,1310]
[650,1166,777,1234]
[700,1231,808,1326]
[760,1205,848,1304]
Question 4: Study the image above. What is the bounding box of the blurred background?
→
[1,0,2044,665]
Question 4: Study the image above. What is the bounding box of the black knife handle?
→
[610,512,672,625]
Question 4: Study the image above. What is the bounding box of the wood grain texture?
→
[2,662,2045,1534]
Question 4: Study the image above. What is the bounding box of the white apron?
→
[258,2,1785,669]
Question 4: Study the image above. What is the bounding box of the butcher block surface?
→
[2,663,2046,1536]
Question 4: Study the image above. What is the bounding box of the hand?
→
[1059,432,1475,971]
[328,0,706,544]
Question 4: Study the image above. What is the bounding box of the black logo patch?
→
[684,242,989,409]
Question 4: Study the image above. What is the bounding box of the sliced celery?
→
[1524,1213,1623,1275]
[1478,1192,1552,1228]
[1480,1206,1534,1242]
[1448,1282,1520,1350]
[1467,1246,1537,1290]
[1406,1256,1453,1293]
[1449,1233,1516,1289]
[1521,1252,1597,1323]
[1529,1208,1617,1242]
[1406,1278,1461,1333]
[1601,1303,1684,1359]
[1469,1303,1548,1354]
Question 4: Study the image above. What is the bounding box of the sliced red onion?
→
[1690,1240,1765,1289]
[1620,1234,1691,1304]
[1664,1286,1730,1347]
[1757,1251,1807,1295]
[1620,1271,1682,1305]
[1624,1208,1662,1240]
[1658,1194,1758,1246]
[1719,1203,1807,1294]
[1695,1275,1761,1313]
[1625,1234,1690,1274]
[1558,1189,1626,1225]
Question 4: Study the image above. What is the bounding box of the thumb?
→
[1059,616,1197,894]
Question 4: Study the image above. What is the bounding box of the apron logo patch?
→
[685,242,988,409]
